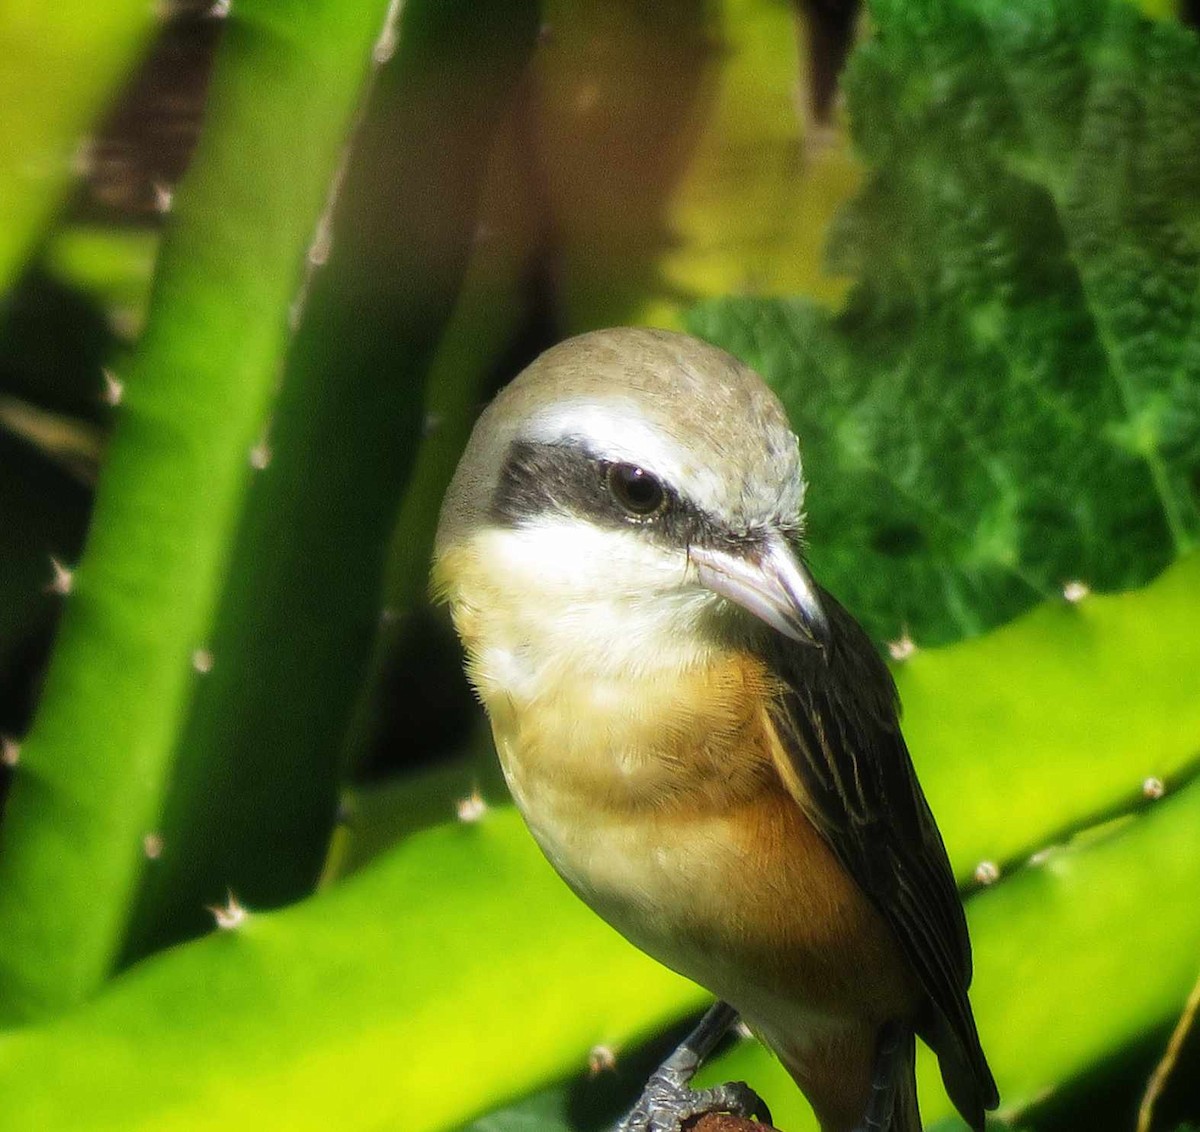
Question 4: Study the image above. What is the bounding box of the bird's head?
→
[433,328,828,660]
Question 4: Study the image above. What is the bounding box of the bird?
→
[432,327,998,1132]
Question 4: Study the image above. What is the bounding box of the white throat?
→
[448,518,720,706]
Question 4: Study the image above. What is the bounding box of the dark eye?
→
[606,463,666,518]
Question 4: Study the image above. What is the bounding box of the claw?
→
[614,1072,772,1132]
[614,1003,771,1132]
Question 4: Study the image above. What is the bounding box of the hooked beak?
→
[690,531,829,647]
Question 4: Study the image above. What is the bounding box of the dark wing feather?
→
[763,585,999,1129]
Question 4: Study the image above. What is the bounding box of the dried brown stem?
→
[1137,966,1200,1132]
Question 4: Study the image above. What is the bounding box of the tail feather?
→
[926,1009,999,1131]
[890,1028,923,1132]
[860,1024,922,1132]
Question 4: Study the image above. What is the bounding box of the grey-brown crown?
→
[435,327,804,554]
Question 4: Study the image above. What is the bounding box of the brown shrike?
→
[432,328,998,1132]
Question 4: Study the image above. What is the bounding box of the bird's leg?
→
[614,1002,773,1132]
[853,1021,907,1132]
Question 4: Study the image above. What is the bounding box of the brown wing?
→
[763,585,999,1131]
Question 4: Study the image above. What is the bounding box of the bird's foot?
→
[614,1069,772,1132]
[614,1002,772,1131]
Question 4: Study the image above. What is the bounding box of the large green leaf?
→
[0,808,702,1132]
[0,0,396,1024]
[688,0,1200,647]
[897,550,1200,887]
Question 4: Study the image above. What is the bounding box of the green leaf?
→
[898,552,1200,887]
[0,809,703,1132]
[457,1085,574,1132]
[0,3,155,291]
[687,0,1200,646]
[0,0,397,1024]
[329,737,503,880]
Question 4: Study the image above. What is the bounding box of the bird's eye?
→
[606,463,666,518]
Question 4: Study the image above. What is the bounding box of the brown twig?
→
[1137,966,1200,1132]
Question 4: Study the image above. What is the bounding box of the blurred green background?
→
[0,0,1198,1129]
